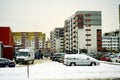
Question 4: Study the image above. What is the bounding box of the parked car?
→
[16,49,35,64]
[99,55,112,62]
[57,53,65,62]
[116,55,120,63]
[63,54,100,66]
[35,52,41,59]
[0,58,15,67]
[110,53,120,63]
[51,53,65,62]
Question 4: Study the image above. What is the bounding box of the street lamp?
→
[78,28,80,54]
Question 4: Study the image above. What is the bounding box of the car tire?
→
[90,62,96,66]
[32,60,34,64]
[116,60,118,63]
[5,65,9,67]
[70,62,76,66]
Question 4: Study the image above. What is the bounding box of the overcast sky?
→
[0,0,120,38]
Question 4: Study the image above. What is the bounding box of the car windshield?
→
[17,52,29,56]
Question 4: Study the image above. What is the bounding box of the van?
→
[63,54,99,66]
[16,49,35,64]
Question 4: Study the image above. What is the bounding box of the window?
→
[86,29,91,31]
[86,44,91,46]
[86,34,91,36]
[85,14,91,17]
[85,19,91,22]
[86,39,91,41]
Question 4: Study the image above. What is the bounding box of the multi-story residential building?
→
[13,32,46,49]
[45,39,51,49]
[102,30,119,52]
[50,27,64,53]
[64,11,102,54]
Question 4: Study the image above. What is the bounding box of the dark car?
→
[51,53,65,62]
[35,52,41,59]
[0,58,16,67]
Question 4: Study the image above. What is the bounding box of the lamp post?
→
[119,5,120,52]
[78,28,80,54]
[110,35,112,54]
[118,23,120,52]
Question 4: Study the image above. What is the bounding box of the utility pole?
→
[118,5,120,52]
[78,28,80,54]
[118,24,120,52]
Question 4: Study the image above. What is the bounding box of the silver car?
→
[64,54,100,66]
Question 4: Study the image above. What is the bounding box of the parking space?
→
[16,58,51,67]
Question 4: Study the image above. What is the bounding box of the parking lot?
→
[16,58,51,67]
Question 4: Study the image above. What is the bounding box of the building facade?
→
[102,30,119,53]
[50,27,64,53]
[0,27,15,60]
[13,32,46,49]
[64,11,102,53]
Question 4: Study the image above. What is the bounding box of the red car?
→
[99,56,112,62]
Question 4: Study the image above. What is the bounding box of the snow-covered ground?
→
[0,61,120,80]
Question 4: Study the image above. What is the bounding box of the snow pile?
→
[0,62,120,80]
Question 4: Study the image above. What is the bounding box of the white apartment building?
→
[102,30,119,52]
[50,27,64,53]
[64,11,102,54]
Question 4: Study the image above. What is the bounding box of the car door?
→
[0,59,6,67]
[74,58,82,65]
[80,57,91,65]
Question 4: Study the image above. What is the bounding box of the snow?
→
[64,54,98,61]
[0,61,120,80]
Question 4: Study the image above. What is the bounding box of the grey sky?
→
[0,0,120,38]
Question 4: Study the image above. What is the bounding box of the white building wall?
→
[78,25,101,53]
[90,26,101,53]
[56,39,61,52]
[78,28,86,49]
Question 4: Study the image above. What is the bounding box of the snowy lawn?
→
[0,62,120,80]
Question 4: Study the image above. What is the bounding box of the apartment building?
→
[13,32,46,49]
[102,30,119,52]
[50,27,64,53]
[64,11,102,53]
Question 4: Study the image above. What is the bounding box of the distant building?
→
[45,39,51,49]
[64,11,102,53]
[50,27,64,53]
[0,27,15,60]
[102,30,119,53]
[13,32,46,49]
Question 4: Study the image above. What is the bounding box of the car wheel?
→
[70,62,76,66]
[5,65,9,67]
[90,62,96,66]
[32,60,34,64]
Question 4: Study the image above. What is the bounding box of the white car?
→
[63,54,100,66]
[16,49,35,64]
[111,53,120,63]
